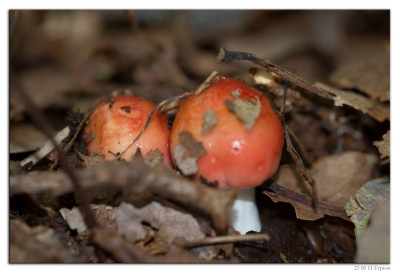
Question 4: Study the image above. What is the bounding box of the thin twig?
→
[282,119,318,208]
[182,233,270,248]
[194,70,223,95]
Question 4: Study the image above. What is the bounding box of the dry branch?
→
[217,48,332,100]
[10,157,237,233]
[181,233,270,248]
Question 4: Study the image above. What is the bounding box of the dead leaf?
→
[92,204,118,231]
[330,52,390,103]
[373,130,390,159]
[60,207,88,234]
[173,131,206,175]
[225,90,261,130]
[344,178,390,237]
[10,67,81,118]
[310,151,373,206]
[116,202,148,243]
[76,150,106,167]
[60,204,117,234]
[355,199,390,263]
[315,83,390,122]
[282,151,372,206]
[266,151,373,220]
[264,184,326,221]
[10,219,77,263]
[144,148,164,167]
[116,202,206,245]
[202,108,219,134]
[10,123,49,154]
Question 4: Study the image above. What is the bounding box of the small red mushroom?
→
[170,76,284,234]
[83,95,171,165]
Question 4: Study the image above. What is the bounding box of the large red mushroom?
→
[170,76,284,234]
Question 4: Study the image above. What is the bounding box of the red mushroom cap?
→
[83,95,171,165]
[170,77,284,189]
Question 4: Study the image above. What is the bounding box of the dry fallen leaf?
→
[116,202,206,244]
[225,89,261,130]
[60,207,87,234]
[60,204,117,234]
[116,202,148,243]
[144,148,165,167]
[10,67,81,119]
[10,123,49,154]
[315,83,390,122]
[310,151,373,206]
[76,150,106,167]
[202,108,219,134]
[373,130,390,160]
[92,204,118,231]
[173,130,206,175]
[330,52,390,103]
[266,151,373,220]
[344,178,390,237]
[264,182,343,221]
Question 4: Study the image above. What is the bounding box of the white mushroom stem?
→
[229,188,262,235]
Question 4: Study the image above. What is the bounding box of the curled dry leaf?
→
[265,151,373,221]
[344,178,390,237]
[225,89,261,130]
[10,219,77,263]
[315,83,390,122]
[172,130,206,175]
[10,123,49,154]
[117,202,206,244]
[373,130,390,160]
[330,52,390,103]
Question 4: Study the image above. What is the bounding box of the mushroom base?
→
[229,188,262,235]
